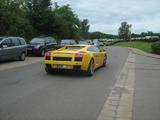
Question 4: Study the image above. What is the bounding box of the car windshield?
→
[65,46,85,50]
[30,38,45,44]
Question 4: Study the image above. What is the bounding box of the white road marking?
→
[98,52,135,120]
[0,57,43,71]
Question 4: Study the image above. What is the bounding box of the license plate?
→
[57,65,67,69]
[27,48,32,50]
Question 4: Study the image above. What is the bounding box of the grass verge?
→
[113,41,156,53]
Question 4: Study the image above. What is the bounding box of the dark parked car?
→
[60,39,77,47]
[27,37,58,56]
[0,36,27,61]
[93,40,102,47]
[86,40,93,45]
[99,42,104,46]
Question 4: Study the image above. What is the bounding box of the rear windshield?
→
[65,46,85,50]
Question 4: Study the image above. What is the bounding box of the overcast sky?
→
[55,0,160,34]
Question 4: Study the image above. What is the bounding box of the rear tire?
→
[19,52,26,61]
[45,65,53,74]
[86,59,95,76]
[102,56,107,67]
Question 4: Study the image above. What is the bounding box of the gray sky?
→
[55,0,160,34]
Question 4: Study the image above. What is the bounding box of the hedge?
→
[151,42,160,54]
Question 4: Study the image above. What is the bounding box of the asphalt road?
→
[0,47,129,120]
[1,47,160,120]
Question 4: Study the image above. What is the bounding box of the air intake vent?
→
[53,57,72,61]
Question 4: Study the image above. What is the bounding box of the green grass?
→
[113,41,155,53]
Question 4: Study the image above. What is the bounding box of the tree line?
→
[0,0,90,42]
[1,0,158,42]
[118,21,160,40]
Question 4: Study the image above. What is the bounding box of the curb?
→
[98,52,135,120]
[128,47,160,59]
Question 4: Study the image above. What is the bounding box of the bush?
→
[151,42,160,54]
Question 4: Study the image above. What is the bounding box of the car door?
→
[88,47,99,68]
[19,38,27,53]
[11,38,21,58]
[98,47,105,65]
[0,38,14,60]
[0,41,5,61]
[92,46,102,67]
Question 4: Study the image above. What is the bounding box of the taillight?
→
[75,52,84,61]
[75,53,84,58]
[45,52,51,60]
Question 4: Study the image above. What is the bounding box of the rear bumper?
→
[27,49,42,55]
[44,60,88,71]
[45,64,82,71]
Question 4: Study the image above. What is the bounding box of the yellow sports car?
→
[44,45,107,76]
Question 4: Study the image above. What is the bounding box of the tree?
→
[89,32,118,39]
[141,31,154,36]
[0,0,33,39]
[118,22,132,40]
[25,0,53,35]
[53,5,82,40]
[0,0,91,41]
[80,19,90,39]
